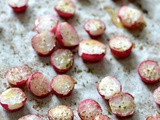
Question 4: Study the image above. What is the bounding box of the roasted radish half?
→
[118,6,144,29]
[8,0,28,13]
[32,32,56,56]
[27,72,51,98]
[0,88,27,111]
[51,75,75,97]
[97,76,122,100]
[109,93,135,117]
[146,114,160,120]
[94,114,112,120]
[34,15,59,33]
[153,86,160,106]
[48,105,74,120]
[5,66,31,87]
[18,114,43,120]
[78,40,106,62]
[109,36,133,58]
[78,99,102,120]
[84,19,106,37]
[55,0,76,18]
[55,22,80,48]
[138,60,160,84]
[50,49,74,73]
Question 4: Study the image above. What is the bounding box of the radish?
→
[34,15,59,33]
[50,49,74,73]
[78,99,102,120]
[109,92,135,117]
[78,40,106,62]
[0,88,27,111]
[18,115,43,120]
[8,0,28,13]
[109,36,133,58]
[138,60,160,84]
[94,114,112,120]
[97,76,122,100]
[48,105,74,120]
[55,22,80,48]
[146,114,160,120]
[31,32,56,56]
[153,86,160,106]
[27,72,51,98]
[84,19,106,37]
[4,66,31,87]
[51,75,75,97]
[54,0,76,18]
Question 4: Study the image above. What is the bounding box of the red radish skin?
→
[0,88,27,111]
[54,0,76,18]
[8,0,28,13]
[146,114,160,120]
[50,49,74,73]
[97,76,122,100]
[18,115,43,120]
[48,105,74,120]
[31,32,56,56]
[153,86,160,107]
[94,114,112,120]
[27,72,51,98]
[109,93,135,117]
[84,19,106,37]
[51,75,75,97]
[78,99,102,120]
[138,60,160,84]
[55,22,80,48]
[5,66,31,87]
[109,36,133,59]
[78,40,106,62]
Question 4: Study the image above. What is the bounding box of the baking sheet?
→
[0,0,160,120]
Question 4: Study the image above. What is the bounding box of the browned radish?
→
[27,72,51,98]
[138,60,160,84]
[109,93,135,117]
[55,22,80,48]
[18,115,43,120]
[153,86,160,107]
[97,76,122,100]
[31,32,56,56]
[94,114,112,120]
[146,114,160,120]
[54,0,76,18]
[48,105,74,120]
[78,99,102,120]
[109,36,133,59]
[50,75,75,97]
[0,88,27,111]
[50,49,74,73]
[78,40,106,62]
[5,66,31,87]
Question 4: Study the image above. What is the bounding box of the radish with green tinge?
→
[146,114,160,120]
[18,115,43,120]
[94,114,112,120]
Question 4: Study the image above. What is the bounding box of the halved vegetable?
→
[18,114,43,120]
[55,22,80,48]
[78,40,106,62]
[97,76,122,100]
[50,49,74,73]
[138,60,160,84]
[48,105,74,120]
[109,92,135,117]
[78,99,102,120]
[153,86,160,106]
[32,32,56,56]
[109,36,133,58]
[27,72,51,98]
[94,114,112,120]
[5,66,31,87]
[146,114,160,120]
[0,88,27,111]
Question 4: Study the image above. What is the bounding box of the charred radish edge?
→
[153,86,160,106]
[138,60,160,84]
[94,114,112,120]
[18,114,43,120]
[146,114,160,120]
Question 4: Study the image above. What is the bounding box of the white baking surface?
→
[0,0,160,120]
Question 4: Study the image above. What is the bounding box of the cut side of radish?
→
[50,49,74,73]
[56,22,80,48]
[32,32,56,56]
[18,114,43,120]
[146,114,160,120]
[51,75,75,97]
[48,105,74,120]
[94,114,112,120]
[78,40,106,62]
[55,0,76,18]
[5,66,31,87]
[153,86,160,106]
[138,60,160,84]
[97,76,122,100]
[109,92,135,117]
[78,99,102,120]
[0,88,27,111]
[27,72,51,98]
[109,36,133,58]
